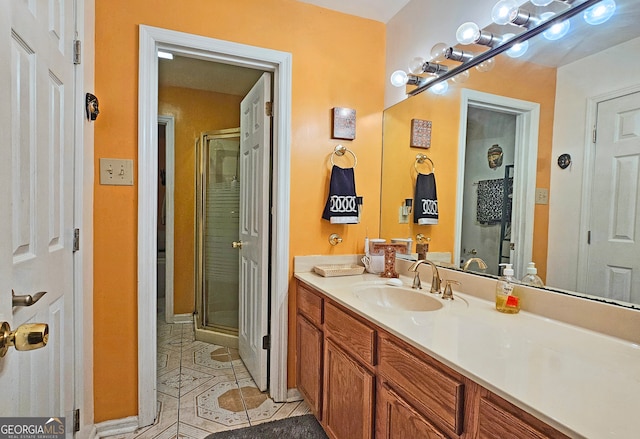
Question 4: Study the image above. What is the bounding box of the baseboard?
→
[75,425,97,439]
[287,388,303,402]
[94,416,138,438]
[172,313,193,324]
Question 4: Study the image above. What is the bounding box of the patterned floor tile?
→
[157,367,213,398]
[110,316,310,439]
[194,380,253,426]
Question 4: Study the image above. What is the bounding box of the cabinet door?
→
[377,382,447,439]
[323,339,375,439]
[296,314,323,418]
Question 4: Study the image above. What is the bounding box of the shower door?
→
[195,128,241,335]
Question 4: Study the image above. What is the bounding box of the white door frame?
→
[455,89,540,278]
[138,25,291,427]
[157,115,176,324]
[576,84,640,293]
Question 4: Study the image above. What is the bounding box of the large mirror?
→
[381,0,640,309]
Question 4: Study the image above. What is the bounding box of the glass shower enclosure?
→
[195,128,241,347]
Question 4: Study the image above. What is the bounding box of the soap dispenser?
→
[495,263,520,314]
[521,262,544,287]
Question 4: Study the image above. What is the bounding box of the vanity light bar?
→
[408,0,602,97]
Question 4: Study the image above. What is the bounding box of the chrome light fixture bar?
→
[408,0,602,97]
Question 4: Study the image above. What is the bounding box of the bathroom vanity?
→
[294,266,640,439]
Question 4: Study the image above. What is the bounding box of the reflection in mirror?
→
[381,0,640,309]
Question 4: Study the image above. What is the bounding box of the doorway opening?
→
[455,90,540,279]
[139,25,292,427]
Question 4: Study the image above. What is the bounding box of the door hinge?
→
[73,409,80,432]
[73,228,80,252]
[587,230,591,244]
[73,40,81,65]
[265,101,273,117]
[592,127,597,143]
[262,335,271,350]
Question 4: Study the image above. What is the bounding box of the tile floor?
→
[108,314,310,438]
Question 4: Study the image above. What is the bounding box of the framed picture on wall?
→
[410,118,432,148]
[332,107,356,140]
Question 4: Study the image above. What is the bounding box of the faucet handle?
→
[442,280,460,300]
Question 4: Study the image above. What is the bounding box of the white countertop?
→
[295,271,640,439]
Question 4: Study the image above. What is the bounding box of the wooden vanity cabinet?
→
[295,280,571,439]
[296,283,324,418]
[476,391,571,439]
[323,300,376,439]
[323,338,375,439]
[376,380,447,439]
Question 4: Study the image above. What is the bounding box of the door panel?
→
[0,0,75,421]
[587,92,640,303]
[238,72,271,391]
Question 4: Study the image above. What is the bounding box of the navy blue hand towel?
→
[414,173,438,225]
[322,165,359,224]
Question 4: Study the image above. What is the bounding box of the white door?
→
[0,0,76,426]
[238,72,271,391]
[586,91,640,304]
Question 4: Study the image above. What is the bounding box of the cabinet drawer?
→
[297,282,323,327]
[378,336,464,435]
[478,395,570,439]
[324,302,375,366]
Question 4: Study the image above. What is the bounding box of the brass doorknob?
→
[232,241,243,249]
[0,321,49,358]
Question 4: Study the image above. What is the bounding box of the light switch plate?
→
[398,206,409,224]
[100,158,134,186]
[535,187,549,205]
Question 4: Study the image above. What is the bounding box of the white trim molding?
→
[455,89,540,279]
[138,25,292,427]
[94,416,139,438]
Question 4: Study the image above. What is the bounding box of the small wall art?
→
[410,119,432,148]
[332,107,356,140]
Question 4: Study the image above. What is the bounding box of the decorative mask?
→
[487,144,503,170]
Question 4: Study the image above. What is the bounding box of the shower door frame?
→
[195,128,242,338]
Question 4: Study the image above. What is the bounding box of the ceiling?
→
[159,56,263,96]
[296,0,410,23]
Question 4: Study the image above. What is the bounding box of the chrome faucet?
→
[408,259,441,294]
[462,257,488,272]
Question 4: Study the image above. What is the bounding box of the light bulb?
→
[491,0,519,25]
[456,22,481,45]
[503,33,529,58]
[408,57,427,74]
[531,0,553,5]
[475,58,495,73]
[431,81,449,95]
[452,70,470,84]
[583,0,616,25]
[541,12,570,40]
[390,70,409,87]
[430,43,449,62]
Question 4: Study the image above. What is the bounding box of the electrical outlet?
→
[100,158,134,186]
[535,187,549,205]
[398,206,409,224]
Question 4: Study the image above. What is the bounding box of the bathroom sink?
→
[352,284,443,312]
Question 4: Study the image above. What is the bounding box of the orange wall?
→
[381,55,556,280]
[94,0,385,422]
[158,85,242,314]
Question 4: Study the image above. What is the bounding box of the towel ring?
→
[331,144,357,168]
[414,153,435,174]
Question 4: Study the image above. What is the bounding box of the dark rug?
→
[205,414,328,439]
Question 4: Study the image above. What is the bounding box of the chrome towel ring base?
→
[331,144,357,168]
